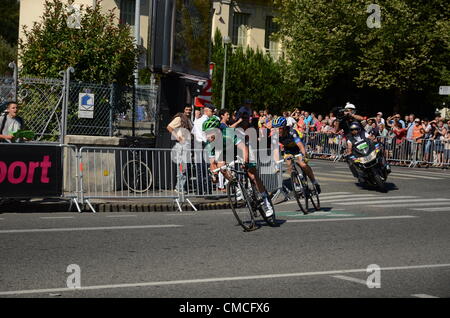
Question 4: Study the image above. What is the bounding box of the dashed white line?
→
[0,224,183,234]
[286,215,417,223]
[411,294,439,298]
[411,207,450,212]
[332,275,367,286]
[0,263,448,296]
[40,216,74,220]
[337,198,450,206]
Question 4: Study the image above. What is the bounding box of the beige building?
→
[212,0,282,59]
[18,0,280,67]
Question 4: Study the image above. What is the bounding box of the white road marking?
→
[332,275,367,286]
[166,213,197,216]
[40,216,74,220]
[286,215,417,223]
[406,170,450,177]
[316,192,352,197]
[337,198,450,206]
[312,194,378,201]
[283,212,355,217]
[411,294,439,298]
[376,202,450,208]
[0,224,183,234]
[411,207,450,212]
[105,215,137,218]
[0,263,448,296]
[390,173,441,180]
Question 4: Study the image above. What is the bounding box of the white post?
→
[221,36,231,110]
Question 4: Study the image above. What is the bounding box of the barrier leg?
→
[185,198,198,212]
[72,198,82,213]
[85,199,97,213]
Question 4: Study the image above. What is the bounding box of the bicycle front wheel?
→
[122,160,153,193]
[227,179,257,231]
[291,171,308,214]
[302,172,320,211]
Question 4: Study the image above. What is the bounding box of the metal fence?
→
[0,67,158,141]
[305,131,450,168]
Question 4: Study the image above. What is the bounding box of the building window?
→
[265,16,280,59]
[120,0,135,26]
[232,12,250,46]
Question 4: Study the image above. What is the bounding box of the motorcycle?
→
[347,138,390,192]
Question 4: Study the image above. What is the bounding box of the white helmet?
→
[344,102,356,110]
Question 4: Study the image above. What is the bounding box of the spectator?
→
[375,112,385,125]
[443,127,450,168]
[406,114,416,140]
[191,105,215,195]
[379,123,389,138]
[251,110,260,129]
[286,111,297,127]
[0,101,24,143]
[167,105,193,193]
[236,99,253,130]
[304,111,313,131]
[434,121,445,167]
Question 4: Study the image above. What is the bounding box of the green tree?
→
[211,29,287,113]
[19,0,137,86]
[0,0,20,46]
[0,36,17,76]
[274,0,450,115]
[355,0,450,112]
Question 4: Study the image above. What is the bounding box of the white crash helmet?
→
[344,102,356,110]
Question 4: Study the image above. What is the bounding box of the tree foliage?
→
[274,0,450,114]
[211,29,291,113]
[0,0,20,46]
[0,36,17,76]
[19,0,137,86]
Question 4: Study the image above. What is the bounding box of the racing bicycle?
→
[121,138,153,193]
[212,158,277,231]
[276,153,320,214]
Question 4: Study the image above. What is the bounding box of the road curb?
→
[91,201,232,212]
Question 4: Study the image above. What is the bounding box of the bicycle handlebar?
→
[211,157,244,173]
[275,153,303,165]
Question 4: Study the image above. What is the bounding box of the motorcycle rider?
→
[346,122,390,183]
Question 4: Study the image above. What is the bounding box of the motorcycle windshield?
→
[355,141,370,156]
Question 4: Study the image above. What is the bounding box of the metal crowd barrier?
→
[304,132,344,161]
[78,147,186,212]
[3,135,448,214]
[409,138,450,168]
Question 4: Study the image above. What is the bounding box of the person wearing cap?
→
[235,99,253,130]
[337,102,366,136]
[375,112,385,125]
[191,104,216,195]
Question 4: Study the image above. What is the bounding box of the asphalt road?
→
[0,160,449,298]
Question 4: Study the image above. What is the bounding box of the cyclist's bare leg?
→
[217,161,233,181]
[247,167,266,194]
[298,158,317,183]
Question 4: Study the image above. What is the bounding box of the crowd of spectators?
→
[168,102,450,171]
[227,106,450,168]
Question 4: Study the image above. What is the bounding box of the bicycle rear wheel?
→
[291,171,308,214]
[227,179,257,231]
[123,160,153,193]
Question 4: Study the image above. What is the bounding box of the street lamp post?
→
[221,36,231,110]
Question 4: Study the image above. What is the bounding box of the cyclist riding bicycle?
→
[202,116,274,217]
[272,116,321,194]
